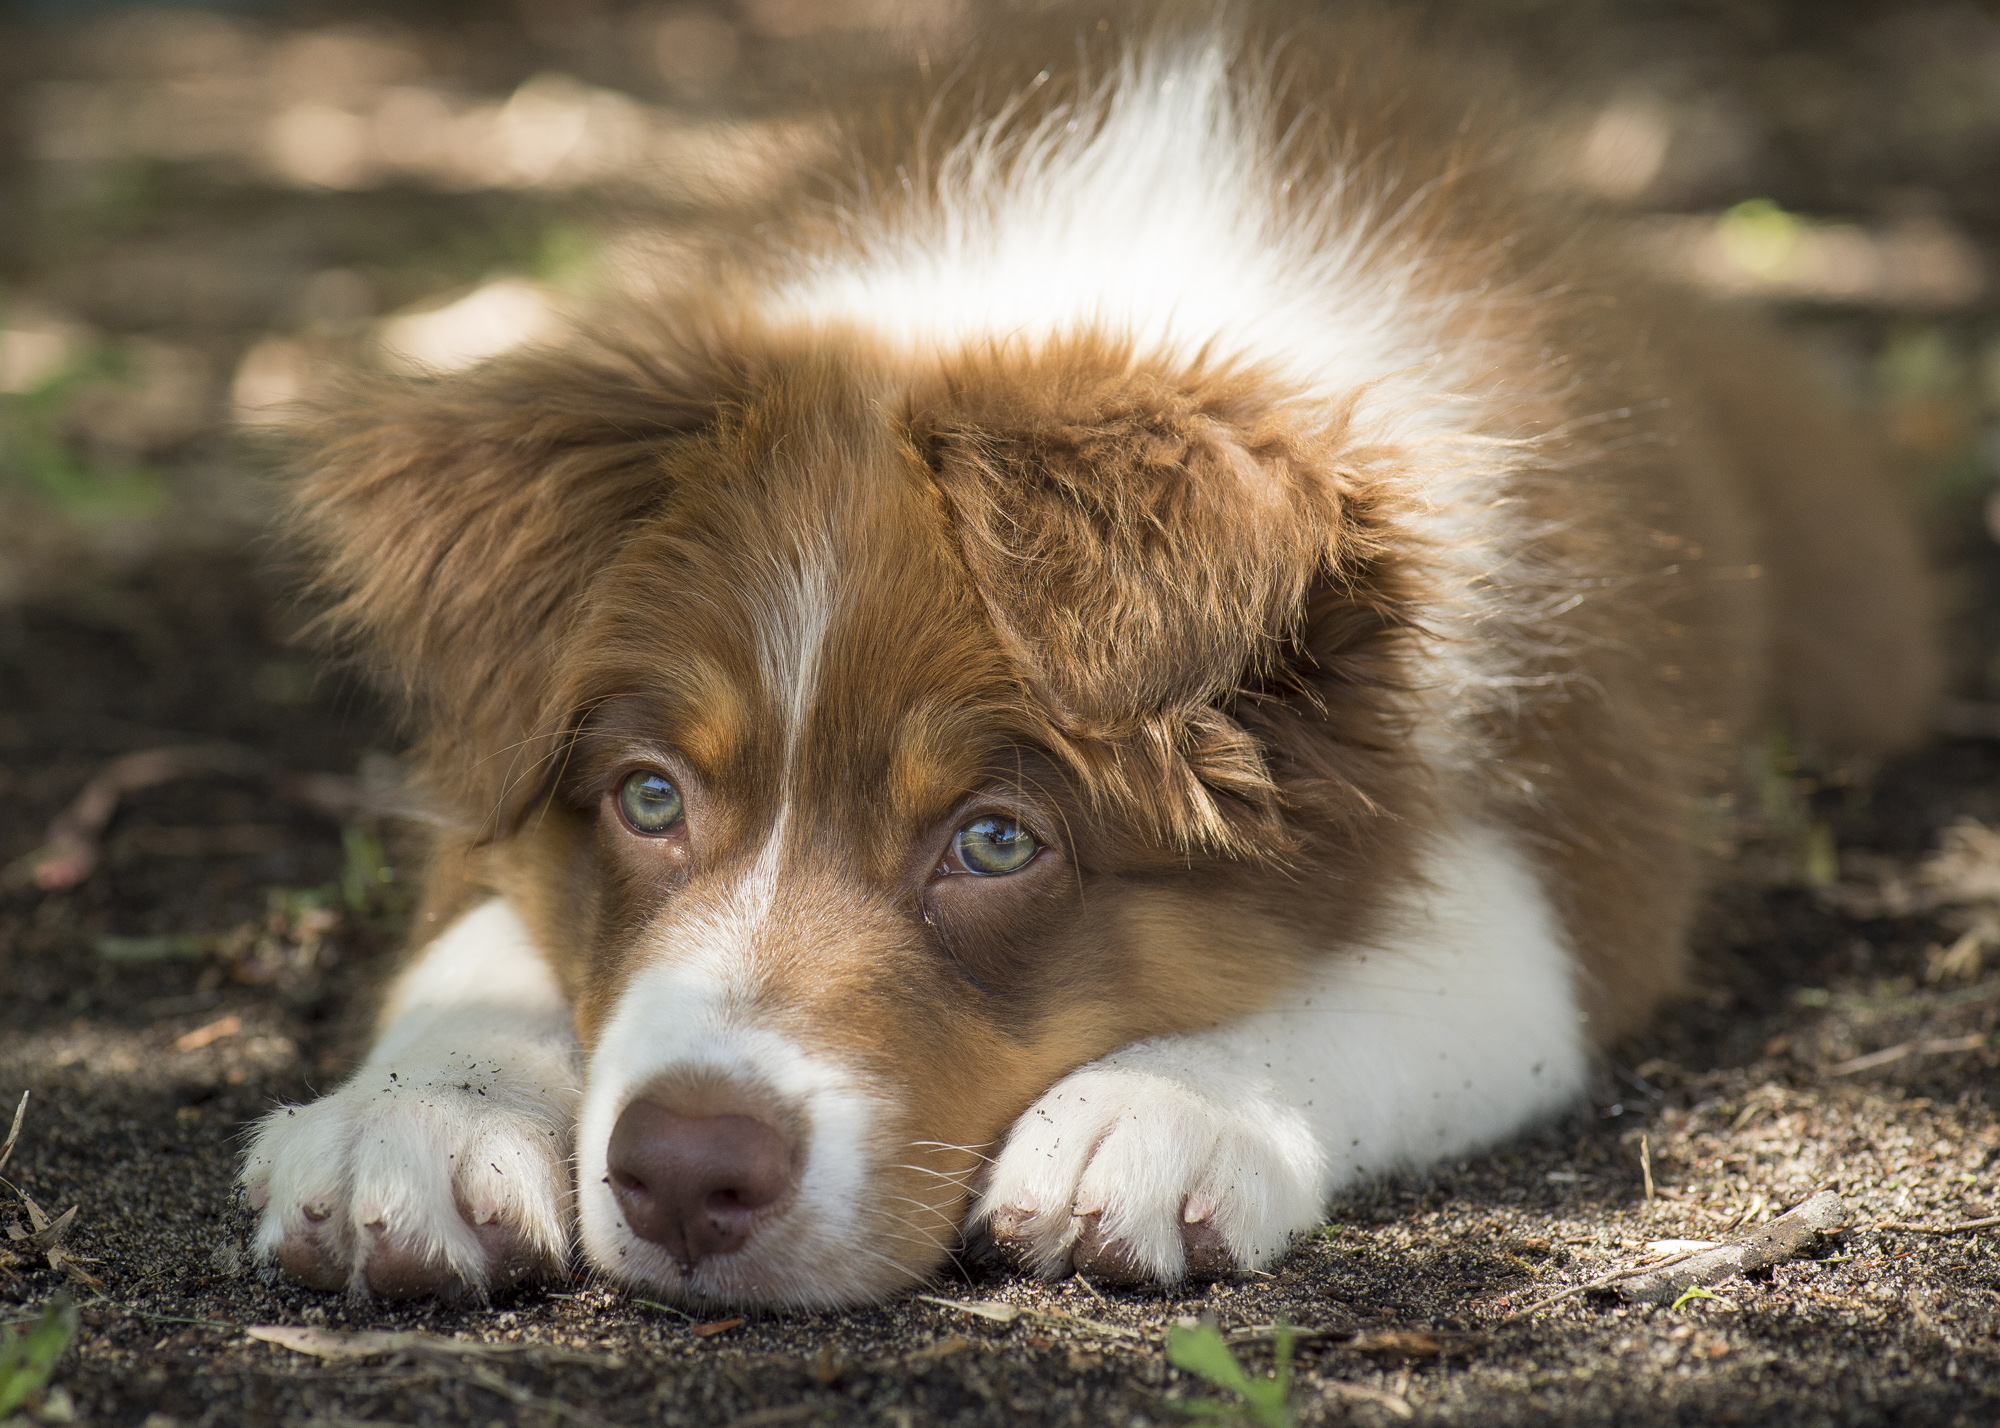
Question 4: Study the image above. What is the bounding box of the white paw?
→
[240,1049,578,1300]
[973,1048,1328,1284]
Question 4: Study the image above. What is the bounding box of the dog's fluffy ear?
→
[291,337,719,831]
[918,349,1417,858]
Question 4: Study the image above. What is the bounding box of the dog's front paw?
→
[974,1050,1327,1285]
[240,1052,577,1300]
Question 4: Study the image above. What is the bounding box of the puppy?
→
[240,3,1937,1307]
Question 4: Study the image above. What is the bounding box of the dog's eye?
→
[618,771,685,835]
[952,815,1039,875]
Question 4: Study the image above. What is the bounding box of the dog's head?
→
[295,319,1425,1305]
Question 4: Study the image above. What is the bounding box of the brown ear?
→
[291,333,723,832]
[916,345,1419,858]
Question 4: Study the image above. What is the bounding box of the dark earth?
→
[7,1,2000,1425]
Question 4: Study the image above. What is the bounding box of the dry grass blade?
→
[0,1094,26,1179]
[1875,1215,2000,1235]
[0,1107,102,1294]
[454,1360,618,1428]
[1029,1305,1143,1340]
[1827,1033,1990,1076]
[1323,1381,1414,1420]
[917,1296,1020,1323]
[916,1295,1142,1340]
[247,1325,620,1368]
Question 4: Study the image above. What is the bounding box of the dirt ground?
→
[6,2,2000,1425]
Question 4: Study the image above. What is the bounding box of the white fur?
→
[240,900,580,1295]
[771,42,1472,426]
[575,836,888,1308]
[768,33,1559,767]
[749,537,837,781]
[976,821,1589,1277]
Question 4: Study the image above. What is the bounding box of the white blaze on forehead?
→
[749,536,838,787]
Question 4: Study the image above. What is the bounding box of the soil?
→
[5,2,2000,1426]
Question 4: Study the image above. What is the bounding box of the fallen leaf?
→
[691,1319,744,1338]
[26,1206,77,1254]
[249,1326,415,1361]
[1346,1329,1474,1362]
[173,1015,243,1053]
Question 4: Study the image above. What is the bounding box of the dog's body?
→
[240,5,1937,1307]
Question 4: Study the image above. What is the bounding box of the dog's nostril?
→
[606,1099,797,1267]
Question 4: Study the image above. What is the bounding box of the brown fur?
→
[289,2,1937,1295]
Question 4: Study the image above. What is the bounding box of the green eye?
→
[953,815,1039,875]
[618,771,684,834]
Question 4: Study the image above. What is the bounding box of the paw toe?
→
[1068,1212,1152,1285]
[985,1203,1035,1253]
[362,1235,461,1299]
[275,1230,351,1293]
[1179,1214,1237,1281]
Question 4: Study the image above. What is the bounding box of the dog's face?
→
[299,330,1421,1305]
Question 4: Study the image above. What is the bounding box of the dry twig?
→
[1612,1191,1848,1303]
[12,745,271,889]
[1504,1190,1848,1318]
[6,743,418,891]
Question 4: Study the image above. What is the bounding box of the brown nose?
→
[606,1100,796,1266]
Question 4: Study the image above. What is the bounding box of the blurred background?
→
[2,0,1998,603]
[6,0,2000,1041]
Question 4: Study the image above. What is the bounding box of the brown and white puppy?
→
[239,4,1937,1308]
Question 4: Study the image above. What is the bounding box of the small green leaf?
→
[340,825,393,915]
[1166,1322,1255,1397]
[1165,1320,1296,1428]
[93,934,208,962]
[0,1293,78,1418]
[1670,1284,1719,1312]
